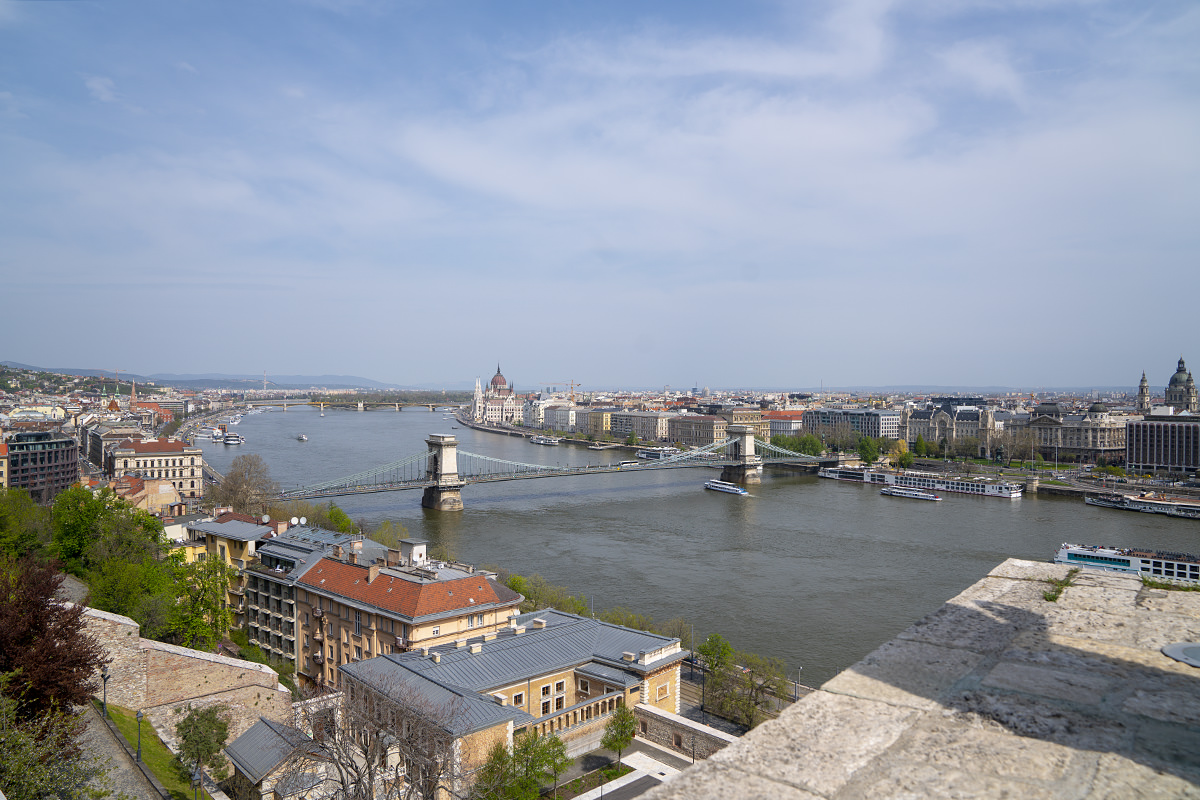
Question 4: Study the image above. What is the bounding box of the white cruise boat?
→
[704,479,749,496]
[637,447,681,460]
[530,435,561,445]
[224,432,246,445]
[296,434,308,442]
[1085,492,1200,520]
[210,428,224,442]
[880,486,941,501]
[1054,543,1200,582]
[818,467,1022,498]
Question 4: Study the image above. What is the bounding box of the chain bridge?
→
[277,424,820,510]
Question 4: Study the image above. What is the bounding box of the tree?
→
[856,437,879,465]
[0,488,52,559]
[208,454,279,515]
[0,557,107,722]
[698,633,733,674]
[51,485,117,574]
[721,652,789,728]
[371,519,409,549]
[625,431,638,446]
[600,704,637,770]
[914,435,928,458]
[897,450,915,469]
[0,672,115,800]
[175,703,231,780]
[170,556,237,650]
[538,735,572,799]
[327,503,356,534]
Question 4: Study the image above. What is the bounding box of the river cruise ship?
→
[530,435,561,446]
[637,447,681,459]
[704,479,749,495]
[1085,492,1200,520]
[818,467,1023,498]
[880,486,941,501]
[1054,543,1200,582]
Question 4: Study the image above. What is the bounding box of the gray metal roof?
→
[339,659,534,738]
[255,528,390,585]
[188,518,268,543]
[224,717,315,785]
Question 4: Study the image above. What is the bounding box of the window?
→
[541,701,551,715]
[555,697,564,711]
[657,683,670,700]
[513,692,524,707]
[673,732,683,748]
[355,610,362,636]
[554,680,565,693]
[541,685,551,697]
[354,646,362,661]
[578,680,589,693]
[431,627,440,636]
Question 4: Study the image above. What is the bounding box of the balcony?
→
[312,651,324,664]
[313,627,324,641]
[312,608,323,618]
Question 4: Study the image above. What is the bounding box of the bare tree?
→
[292,678,481,800]
[208,454,279,515]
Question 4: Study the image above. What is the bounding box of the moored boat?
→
[297,434,308,442]
[1085,492,1200,520]
[880,486,941,501]
[530,435,561,445]
[224,432,246,445]
[1054,543,1200,582]
[704,479,750,496]
[819,466,1022,498]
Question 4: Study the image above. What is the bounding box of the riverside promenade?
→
[645,559,1200,799]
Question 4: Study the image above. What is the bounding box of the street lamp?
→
[191,762,203,800]
[100,665,110,718]
[136,709,143,762]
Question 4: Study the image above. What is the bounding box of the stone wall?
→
[82,607,291,760]
[633,704,736,761]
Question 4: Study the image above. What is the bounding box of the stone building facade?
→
[110,437,206,501]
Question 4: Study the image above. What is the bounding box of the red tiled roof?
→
[0,443,7,456]
[763,410,805,419]
[114,437,193,453]
[215,511,261,525]
[300,559,511,619]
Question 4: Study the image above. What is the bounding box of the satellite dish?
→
[262,514,270,523]
[290,517,299,526]
[299,516,307,525]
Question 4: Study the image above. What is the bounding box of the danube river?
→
[200,405,1198,687]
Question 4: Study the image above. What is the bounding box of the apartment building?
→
[667,415,728,448]
[110,437,206,500]
[4,430,79,503]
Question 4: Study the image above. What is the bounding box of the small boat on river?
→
[880,486,941,501]
[530,435,561,445]
[296,434,308,442]
[705,479,749,496]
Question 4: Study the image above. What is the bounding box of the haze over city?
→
[2,0,1197,388]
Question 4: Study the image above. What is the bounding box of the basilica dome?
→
[1169,357,1189,387]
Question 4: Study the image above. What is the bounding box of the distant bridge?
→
[277,425,820,510]
[244,400,467,412]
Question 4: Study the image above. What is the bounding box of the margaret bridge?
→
[278,425,822,510]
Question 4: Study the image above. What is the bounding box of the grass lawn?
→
[96,700,212,800]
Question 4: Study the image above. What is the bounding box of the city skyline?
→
[2,1,1197,387]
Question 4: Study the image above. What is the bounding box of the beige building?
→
[110,437,206,500]
[668,415,728,448]
[1027,402,1129,464]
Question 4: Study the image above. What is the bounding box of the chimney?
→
[469,643,482,654]
[333,545,343,559]
[368,564,380,583]
[348,552,358,565]
[513,626,526,635]
[492,693,507,705]
[455,639,467,649]
[387,549,401,566]
[622,651,636,662]
[532,618,547,629]
[432,652,441,664]
[351,539,362,550]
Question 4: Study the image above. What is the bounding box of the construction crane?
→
[540,380,582,402]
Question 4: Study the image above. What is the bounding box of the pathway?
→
[80,704,160,800]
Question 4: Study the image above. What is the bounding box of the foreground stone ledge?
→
[644,560,1200,799]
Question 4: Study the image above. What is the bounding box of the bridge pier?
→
[421,434,465,511]
[721,424,763,484]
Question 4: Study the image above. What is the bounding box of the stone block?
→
[981,661,1117,705]
[641,761,822,800]
[707,691,918,797]
[824,639,985,710]
[989,558,1074,582]
[1084,753,1200,800]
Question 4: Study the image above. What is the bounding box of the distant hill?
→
[1,362,416,390]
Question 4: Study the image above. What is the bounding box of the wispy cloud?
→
[83,75,117,103]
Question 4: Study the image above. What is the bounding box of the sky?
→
[1,0,1197,391]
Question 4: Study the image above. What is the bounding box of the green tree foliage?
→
[856,436,879,465]
[51,486,116,574]
[914,435,927,457]
[769,434,823,456]
[208,453,279,515]
[469,732,573,800]
[369,519,408,549]
[170,557,237,650]
[698,633,733,673]
[599,607,654,632]
[0,488,52,559]
[507,574,589,615]
[174,703,231,780]
[897,450,915,469]
[327,503,355,534]
[0,557,106,721]
[716,651,789,728]
[0,673,114,800]
[600,705,637,769]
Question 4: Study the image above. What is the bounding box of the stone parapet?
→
[633,704,736,761]
[643,559,1200,799]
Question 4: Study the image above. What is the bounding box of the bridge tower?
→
[721,424,763,484]
[422,434,465,511]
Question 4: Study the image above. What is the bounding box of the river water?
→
[199,405,1198,687]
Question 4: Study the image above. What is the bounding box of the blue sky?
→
[2,0,1197,390]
